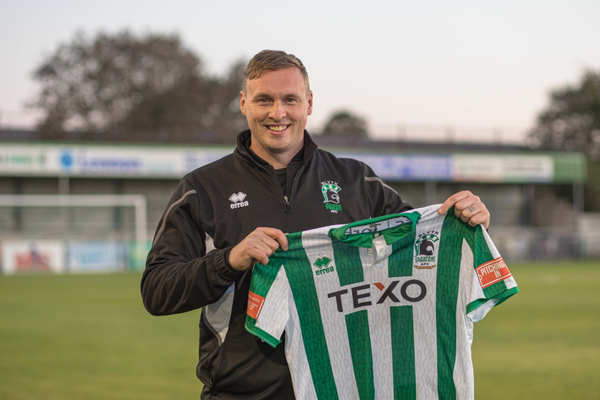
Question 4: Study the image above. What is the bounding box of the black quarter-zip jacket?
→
[141,130,412,399]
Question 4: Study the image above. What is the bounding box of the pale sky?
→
[2,0,600,143]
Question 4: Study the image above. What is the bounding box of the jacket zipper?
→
[285,165,305,212]
[252,162,290,211]
[283,192,291,212]
[255,162,303,213]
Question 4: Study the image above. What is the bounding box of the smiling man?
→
[142,50,491,399]
[241,65,312,169]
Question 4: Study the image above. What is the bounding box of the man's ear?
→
[240,91,247,116]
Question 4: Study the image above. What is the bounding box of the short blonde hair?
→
[243,50,310,94]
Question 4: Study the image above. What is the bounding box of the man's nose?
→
[269,101,286,120]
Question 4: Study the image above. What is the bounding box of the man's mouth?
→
[267,125,289,132]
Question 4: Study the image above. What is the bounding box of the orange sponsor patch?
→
[247,290,265,319]
[476,257,511,288]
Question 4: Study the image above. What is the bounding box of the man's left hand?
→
[438,191,490,230]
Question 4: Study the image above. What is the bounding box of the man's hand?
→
[438,191,490,230]
[228,227,288,271]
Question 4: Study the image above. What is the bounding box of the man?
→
[141,50,490,399]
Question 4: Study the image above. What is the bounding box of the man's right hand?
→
[228,227,288,271]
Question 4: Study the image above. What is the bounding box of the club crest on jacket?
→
[321,181,342,213]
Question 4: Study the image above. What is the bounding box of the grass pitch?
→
[472,260,600,399]
[0,274,201,400]
[1,260,599,399]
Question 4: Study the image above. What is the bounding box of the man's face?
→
[240,67,313,168]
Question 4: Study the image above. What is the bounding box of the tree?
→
[115,59,247,143]
[527,70,600,211]
[527,70,600,160]
[321,110,369,138]
[29,30,247,143]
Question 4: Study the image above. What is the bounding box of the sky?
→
[2,0,600,144]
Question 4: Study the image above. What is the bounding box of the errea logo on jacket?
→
[229,192,249,209]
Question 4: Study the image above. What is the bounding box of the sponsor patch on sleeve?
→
[476,257,511,288]
[247,290,265,319]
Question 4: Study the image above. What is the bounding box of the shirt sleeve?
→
[465,226,519,322]
[245,261,291,348]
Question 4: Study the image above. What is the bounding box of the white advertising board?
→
[67,241,128,272]
[0,143,232,178]
[452,154,554,182]
[1,240,65,274]
[0,143,557,183]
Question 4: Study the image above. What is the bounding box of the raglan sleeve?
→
[141,176,242,315]
[464,226,519,322]
[245,260,291,348]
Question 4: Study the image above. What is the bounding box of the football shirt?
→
[245,204,518,400]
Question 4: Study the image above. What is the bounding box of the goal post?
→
[0,194,148,273]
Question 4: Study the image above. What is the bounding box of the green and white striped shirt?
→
[245,204,518,400]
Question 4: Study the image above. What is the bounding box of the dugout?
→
[0,138,589,272]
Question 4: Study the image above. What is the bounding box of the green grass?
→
[473,260,600,399]
[0,274,202,400]
[1,260,599,399]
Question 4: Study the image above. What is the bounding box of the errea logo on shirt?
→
[229,192,249,209]
[313,256,335,276]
